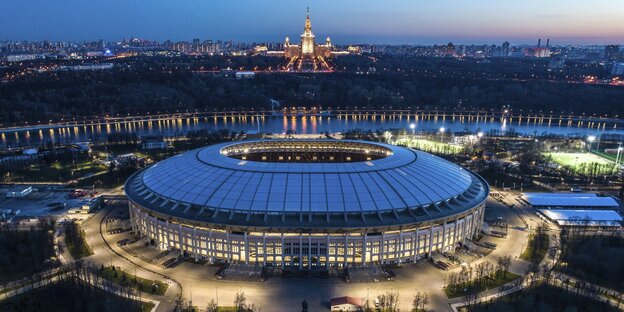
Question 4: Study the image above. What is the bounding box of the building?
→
[68,196,103,214]
[612,62,624,76]
[522,193,620,209]
[235,71,255,79]
[125,140,489,268]
[5,186,33,198]
[141,136,168,150]
[283,8,333,71]
[605,45,620,62]
[527,38,551,58]
[539,209,622,228]
[330,296,364,312]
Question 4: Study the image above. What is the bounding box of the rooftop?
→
[523,192,619,208]
[125,140,489,230]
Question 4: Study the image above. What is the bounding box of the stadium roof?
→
[539,209,622,227]
[523,192,619,208]
[125,140,489,229]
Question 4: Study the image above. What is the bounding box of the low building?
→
[245,131,266,140]
[235,71,255,79]
[141,136,168,150]
[539,209,622,228]
[68,196,102,214]
[5,186,33,198]
[522,192,620,209]
[23,148,38,156]
[330,296,364,312]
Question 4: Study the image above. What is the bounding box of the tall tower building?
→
[300,8,315,55]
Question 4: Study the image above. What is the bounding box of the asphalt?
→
[77,191,535,312]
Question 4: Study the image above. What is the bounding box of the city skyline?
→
[2,0,623,45]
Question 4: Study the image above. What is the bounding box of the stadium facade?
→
[125,140,489,268]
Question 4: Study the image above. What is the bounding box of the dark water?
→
[1,115,621,149]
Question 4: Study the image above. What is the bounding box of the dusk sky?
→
[2,0,623,45]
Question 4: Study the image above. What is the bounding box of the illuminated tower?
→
[300,7,315,55]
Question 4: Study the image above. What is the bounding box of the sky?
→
[1,0,623,45]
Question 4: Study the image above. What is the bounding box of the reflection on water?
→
[1,115,622,149]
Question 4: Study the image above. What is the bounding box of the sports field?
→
[544,152,612,166]
[396,138,463,155]
[543,152,616,175]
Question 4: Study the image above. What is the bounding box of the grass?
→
[64,223,94,259]
[141,301,156,312]
[100,266,169,296]
[396,138,464,155]
[543,152,616,175]
[520,232,549,264]
[592,150,619,162]
[444,270,521,298]
[216,307,237,312]
[9,159,107,183]
[75,166,138,188]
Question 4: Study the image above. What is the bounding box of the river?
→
[1,115,622,149]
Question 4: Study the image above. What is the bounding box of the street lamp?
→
[477,131,484,139]
[409,123,416,135]
[439,127,445,142]
[587,135,596,152]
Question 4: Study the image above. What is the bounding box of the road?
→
[77,192,533,312]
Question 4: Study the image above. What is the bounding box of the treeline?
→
[2,55,623,125]
[472,284,618,312]
[0,222,58,283]
[0,262,148,312]
[558,234,624,292]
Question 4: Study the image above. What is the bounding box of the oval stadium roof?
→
[125,140,489,229]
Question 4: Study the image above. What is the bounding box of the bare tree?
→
[235,291,247,312]
[412,291,422,312]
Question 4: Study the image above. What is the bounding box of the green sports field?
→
[543,152,616,175]
[395,138,463,155]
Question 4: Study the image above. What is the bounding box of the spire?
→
[304,7,312,32]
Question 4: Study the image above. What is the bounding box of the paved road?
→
[78,193,533,312]
[82,204,179,312]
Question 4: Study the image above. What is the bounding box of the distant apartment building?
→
[611,62,624,76]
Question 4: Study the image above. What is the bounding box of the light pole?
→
[410,123,416,136]
[439,127,445,142]
[616,145,623,168]
[587,135,596,152]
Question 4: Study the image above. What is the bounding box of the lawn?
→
[592,150,619,162]
[100,266,169,296]
[520,232,549,264]
[543,152,616,175]
[396,138,463,155]
[444,270,521,298]
[8,159,107,183]
[76,166,138,189]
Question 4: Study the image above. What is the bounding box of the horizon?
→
[1,0,623,45]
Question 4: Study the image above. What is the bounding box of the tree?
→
[412,291,422,312]
[235,291,247,312]
[206,299,218,312]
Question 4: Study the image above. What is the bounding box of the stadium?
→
[125,140,489,268]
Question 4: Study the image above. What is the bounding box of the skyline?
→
[1,0,623,45]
